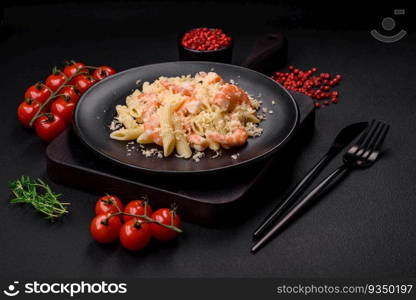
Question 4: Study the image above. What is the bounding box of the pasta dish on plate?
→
[109,72,264,159]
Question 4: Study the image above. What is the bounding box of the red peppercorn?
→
[181,28,232,51]
[272,65,342,107]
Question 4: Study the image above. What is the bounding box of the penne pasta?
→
[108,72,266,159]
[116,105,138,129]
[172,98,185,111]
[159,103,176,157]
[136,133,153,144]
[127,102,143,121]
[126,90,142,107]
[173,116,192,158]
[110,126,144,141]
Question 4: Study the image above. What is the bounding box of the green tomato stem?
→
[29,69,89,127]
[108,211,182,234]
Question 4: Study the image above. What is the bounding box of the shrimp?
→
[213,84,251,112]
[188,134,209,151]
[207,128,248,147]
[137,92,159,105]
[142,97,163,146]
[198,72,224,84]
[160,80,195,96]
[176,98,202,115]
[181,122,193,137]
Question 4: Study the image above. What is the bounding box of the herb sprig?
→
[9,176,70,220]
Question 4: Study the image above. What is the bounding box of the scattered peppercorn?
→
[271,65,342,108]
[181,28,232,51]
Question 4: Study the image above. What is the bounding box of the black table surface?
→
[1,2,415,279]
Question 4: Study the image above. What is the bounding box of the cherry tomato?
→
[119,218,152,251]
[63,61,87,79]
[123,200,153,223]
[34,113,67,142]
[93,66,116,80]
[60,85,81,103]
[74,74,97,94]
[150,208,181,241]
[50,96,75,125]
[45,69,67,92]
[24,83,51,104]
[17,99,44,128]
[95,194,124,215]
[90,213,122,244]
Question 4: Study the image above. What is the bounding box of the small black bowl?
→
[178,29,233,63]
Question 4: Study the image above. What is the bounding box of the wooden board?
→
[46,92,314,226]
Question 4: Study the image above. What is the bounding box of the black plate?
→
[73,61,299,174]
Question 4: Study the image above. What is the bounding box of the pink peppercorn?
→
[271,65,343,107]
[181,28,232,51]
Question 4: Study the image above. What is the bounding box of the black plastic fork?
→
[251,120,390,253]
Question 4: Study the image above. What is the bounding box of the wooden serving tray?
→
[46,92,314,226]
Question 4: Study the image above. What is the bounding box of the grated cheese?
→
[141,148,163,158]
[211,150,222,158]
[231,153,240,160]
[109,119,123,131]
[246,122,264,137]
[192,151,205,162]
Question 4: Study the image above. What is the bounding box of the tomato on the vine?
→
[150,208,181,241]
[51,96,75,125]
[24,83,51,104]
[34,113,67,142]
[59,86,81,103]
[119,218,152,251]
[95,195,124,215]
[74,74,96,94]
[45,69,67,92]
[90,213,122,244]
[93,66,116,81]
[123,200,152,223]
[63,61,87,79]
[17,99,44,128]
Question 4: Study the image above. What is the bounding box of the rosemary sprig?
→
[9,176,70,220]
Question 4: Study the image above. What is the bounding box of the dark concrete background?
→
[0,1,415,279]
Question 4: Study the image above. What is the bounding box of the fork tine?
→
[354,120,380,156]
[355,119,375,148]
[372,124,390,152]
[366,124,389,161]
[361,121,381,149]
[362,123,386,158]
[348,120,375,154]
[368,123,386,149]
